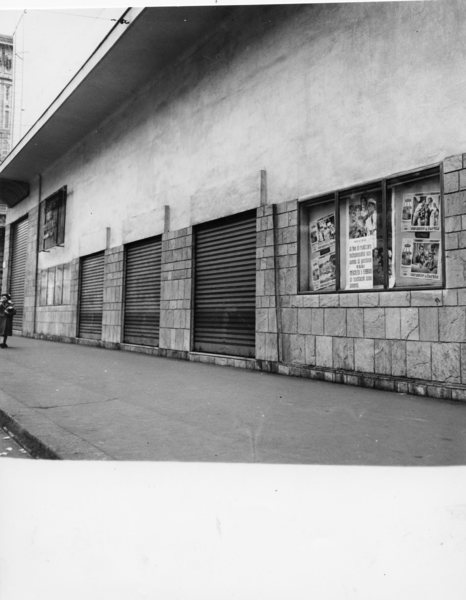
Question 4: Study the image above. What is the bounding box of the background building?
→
[0,34,13,162]
[0,4,466,400]
[0,34,13,292]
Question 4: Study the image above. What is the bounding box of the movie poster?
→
[345,193,380,289]
[311,251,336,291]
[347,237,373,290]
[401,194,413,231]
[347,195,378,241]
[310,213,336,251]
[400,238,440,280]
[310,210,336,291]
[407,193,441,232]
[319,251,336,289]
[410,240,440,280]
[400,239,414,277]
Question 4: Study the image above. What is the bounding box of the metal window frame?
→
[298,163,443,294]
[39,185,67,252]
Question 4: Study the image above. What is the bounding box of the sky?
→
[0,7,126,145]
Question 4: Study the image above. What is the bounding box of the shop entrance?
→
[78,251,104,340]
[194,210,256,358]
[9,216,28,331]
[123,236,162,346]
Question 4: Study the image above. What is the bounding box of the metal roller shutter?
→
[9,217,28,330]
[124,236,162,346]
[0,227,5,295]
[194,210,256,358]
[79,252,104,340]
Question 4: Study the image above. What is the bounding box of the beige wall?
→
[6,1,466,270]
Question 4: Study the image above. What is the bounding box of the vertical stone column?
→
[0,226,5,294]
[442,154,466,397]
[102,245,124,346]
[255,200,299,364]
[276,200,300,364]
[159,227,193,353]
[23,205,39,335]
[443,154,466,287]
[69,258,80,337]
[256,204,278,362]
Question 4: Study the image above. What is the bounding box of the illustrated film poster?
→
[405,192,441,232]
[347,193,378,241]
[401,238,440,280]
[400,239,414,277]
[310,213,336,251]
[310,211,336,290]
[401,194,413,231]
[311,250,336,291]
[346,192,380,289]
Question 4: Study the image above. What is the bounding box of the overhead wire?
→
[7,8,127,142]
[33,10,119,22]
[12,9,27,36]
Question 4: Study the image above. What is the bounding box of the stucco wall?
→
[6,2,466,270]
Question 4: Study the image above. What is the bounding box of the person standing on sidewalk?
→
[0,293,16,348]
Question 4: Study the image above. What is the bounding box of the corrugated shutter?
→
[0,227,5,295]
[79,252,104,340]
[124,236,162,346]
[194,210,256,358]
[9,217,28,330]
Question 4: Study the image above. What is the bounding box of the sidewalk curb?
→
[0,390,112,460]
[0,405,60,460]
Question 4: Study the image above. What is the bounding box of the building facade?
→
[0,34,13,163]
[1,4,466,401]
[0,34,13,291]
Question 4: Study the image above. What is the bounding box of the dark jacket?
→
[0,300,16,336]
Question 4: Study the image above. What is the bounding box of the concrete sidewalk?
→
[0,335,466,463]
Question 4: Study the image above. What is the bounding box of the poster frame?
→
[297,163,444,294]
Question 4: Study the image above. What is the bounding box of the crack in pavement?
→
[34,397,120,410]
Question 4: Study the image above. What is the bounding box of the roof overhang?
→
[0,178,29,205]
[0,5,233,207]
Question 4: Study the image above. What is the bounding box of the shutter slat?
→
[79,252,104,340]
[124,236,162,347]
[194,211,256,358]
[10,217,28,330]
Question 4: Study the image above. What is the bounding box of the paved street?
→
[0,335,466,462]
